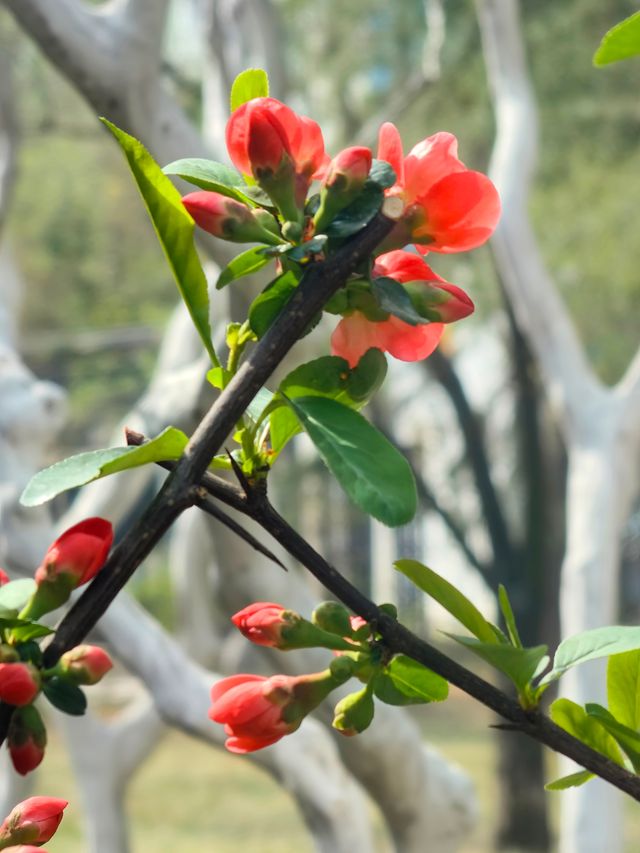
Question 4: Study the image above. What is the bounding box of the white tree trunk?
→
[477,2,640,850]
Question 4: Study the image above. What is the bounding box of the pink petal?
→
[377,318,444,361]
[377,122,405,190]
[331,314,383,368]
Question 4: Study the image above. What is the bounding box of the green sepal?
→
[43,677,88,716]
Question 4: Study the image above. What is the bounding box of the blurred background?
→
[0,1,639,851]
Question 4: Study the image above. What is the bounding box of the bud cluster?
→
[210,600,406,753]
[0,519,115,775]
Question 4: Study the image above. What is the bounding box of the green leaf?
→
[269,406,302,455]
[498,584,522,648]
[280,350,387,409]
[10,623,54,642]
[162,158,257,207]
[550,698,624,766]
[245,386,275,428]
[43,677,87,716]
[0,580,37,617]
[216,247,272,289]
[325,183,384,238]
[287,396,417,527]
[585,703,640,773]
[368,159,396,189]
[249,270,300,338]
[375,655,448,705]
[607,650,640,731]
[230,68,269,112]
[206,367,232,390]
[594,12,640,66]
[286,236,328,261]
[542,626,640,685]
[102,121,216,364]
[394,560,496,644]
[545,770,594,791]
[448,635,548,694]
[372,277,427,325]
[21,427,189,507]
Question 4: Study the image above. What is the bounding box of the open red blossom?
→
[231,602,288,647]
[331,250,473,367]
[0,797,67,847]
[377,123,500,253]
[226,97,328,205]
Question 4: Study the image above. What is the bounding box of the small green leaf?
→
[594,11,640,66]
[230,68,269,113]
[102,121,216,364]
[0,579,37,616]
[43,678,88,716]
[550,698,625,766]
[377,655,448,704]
[269,406,301,455]
[249,270,300,338]
[545,770,594,791]
[21,427,189,507]
[372,277,427,325]
[216,247,272,289]
[287,396,417,527]
[542,626,640,686]
[280,350,387,409]
[286,236,328,261]
[394,560,496,644]
[586,703,640,773]
[448,635,548,694]
[325,183,384,238]
[206,367,233,390]
[607,650,640,731]
[368,159,396,189]
[498,584,522,648]
[10,623,54,642]
[162,158,257,206]
[245,387,275,428]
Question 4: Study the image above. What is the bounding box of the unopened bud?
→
[313,146,372,231]
[182,191,280,245]
[0,663,40,706]
[332,686,375,736]
[57,644,113,686]
[8,706,47,776]
[312,601,352,637]
[0,796,66,847]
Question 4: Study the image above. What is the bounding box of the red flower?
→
[210,667,348,753]
[331,250,473,367]
[322,146,372,194]
[231,602,288,648]
[182,191,279,244]
[209,674,300,753]
[0,569,9,585]
[8,706,47,776]
[226,97,327,210]
[377,123,500,253]
[0,797,67,847]
[58,644,113,685]
[35,518,113,588]
[0,664,40,706]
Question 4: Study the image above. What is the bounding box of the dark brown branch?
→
[124,429,640,800]
[33,211,394,673]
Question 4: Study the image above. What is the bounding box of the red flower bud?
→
[323,146,372,193]
[0,796,67,847]
[58,644,113,685]
[35,518,113,588]
[210,667,352,753]
[0,664,40,706]
[182,191,278,244]
[231,602,288,647]
[0,569,9,585]
[8,706,47,776]
[21,518,113,620]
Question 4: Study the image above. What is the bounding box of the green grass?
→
[29,690,640,852]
